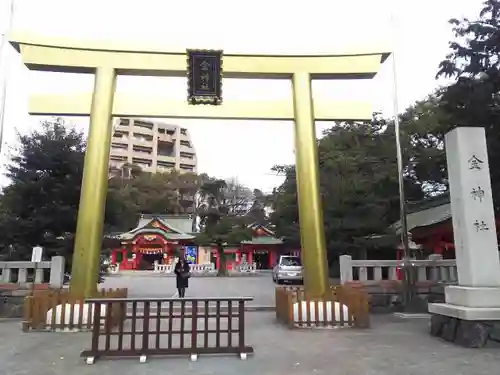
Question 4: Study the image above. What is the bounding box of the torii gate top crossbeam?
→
[9,32,391,79]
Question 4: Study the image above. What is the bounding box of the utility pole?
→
[390,11,416,310]
[0,0,15,156]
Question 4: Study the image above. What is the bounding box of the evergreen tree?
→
[0,119,86,261]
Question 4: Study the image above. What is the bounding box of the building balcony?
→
[157,154,176,163]
[157,133,174,143]
[109,160,125,169]
[132,126,153,136]
[110,148,129,157]
[132,151,153,159]
[180,158,196,166]
[140,166,155,173]
[132,137,154,147]
[115,124,130,132]
[156,165,175,173]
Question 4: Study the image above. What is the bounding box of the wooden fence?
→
[23,288,128,332]
[81,297,254,364]
[275,285,370,328]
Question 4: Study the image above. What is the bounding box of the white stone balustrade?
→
[189,263,216,273]
[154,263,173,273]
[339,255,457,284]
[153,262,216,274]
[0,256,65,288]
[232,262,257,273]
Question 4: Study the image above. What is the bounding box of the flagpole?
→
[0,0,16,155]
[390,12,415,309]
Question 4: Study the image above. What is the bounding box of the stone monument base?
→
[429,303,500,348]
[445,286,500,308]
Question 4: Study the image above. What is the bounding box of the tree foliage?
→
[0,119,87,261]
[244,189,270,225]
[268,95,460,260]
[270,120,427,260]
[270,0,500,264]
[194,179,253,276]
[436,0,500,211]
[106,168,206,231]
[0,119,259,269]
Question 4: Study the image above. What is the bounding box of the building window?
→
[132,157,152,168]
[157,143,174,156]
[157,161,175,172]
[110,155,127,162]
[119,118,130,125]
[180,128,187,135]
[133,145,153,154]
[111,142,128,149]
[180,152,194,159]
[180,140,191,147]
[133,134,153,142]
[133,120,154,130]
[114,131,129,138]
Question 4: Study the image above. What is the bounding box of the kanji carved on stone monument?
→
[471,186,485,202]
[468,154,484,170]
[473,219,489,232]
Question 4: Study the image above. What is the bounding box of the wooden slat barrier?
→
[22,288,128,332]
[275,285,369,328]
[81,297,254,364]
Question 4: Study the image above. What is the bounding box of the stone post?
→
[49,256,65,289]
[339,255,353,284]
[428,127,500,347]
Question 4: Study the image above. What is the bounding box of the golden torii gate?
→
[9,32,390,298]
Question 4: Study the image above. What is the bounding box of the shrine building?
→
[360,194,500,261]
[108,214,297,271]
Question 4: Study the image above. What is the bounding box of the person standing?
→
[174,257,190,298]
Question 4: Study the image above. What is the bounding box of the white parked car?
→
[272,255,303,284]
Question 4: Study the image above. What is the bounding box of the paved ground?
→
[2,275,500,374]
[2,313,500,375]
[100,273,277,306]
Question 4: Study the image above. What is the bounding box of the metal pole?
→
[390,14,414,309]
[291,72,329,299]
[70,67,116,297]
[0,0,15,155]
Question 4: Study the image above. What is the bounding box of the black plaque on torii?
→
[187,49,223,105]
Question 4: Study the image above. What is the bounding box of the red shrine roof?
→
[117,214,195,242]
[241,223,283,245]
[356,195,451,248]
[391,195,451,234]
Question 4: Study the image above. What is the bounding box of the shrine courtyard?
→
[100,272,277,306]
[0,275,498,374]
[1,312,499,375]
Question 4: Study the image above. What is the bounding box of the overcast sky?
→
[0,0,485,192]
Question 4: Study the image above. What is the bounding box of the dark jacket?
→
[174,261,190,289]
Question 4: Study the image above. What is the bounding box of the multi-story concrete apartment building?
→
[109,118,198,175]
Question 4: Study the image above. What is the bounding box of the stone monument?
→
[428,126,500,347]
